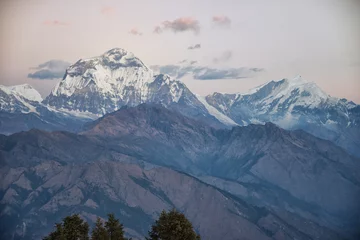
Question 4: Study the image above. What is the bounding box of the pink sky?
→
[0,0,359,102]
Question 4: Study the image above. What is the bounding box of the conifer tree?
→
[43,223,65,240]
[104,213,126,240]
[43,214,89,240]
[91,217,108,240]
[147,209,200,240]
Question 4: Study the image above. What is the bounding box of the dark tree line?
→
[44,209,200,240]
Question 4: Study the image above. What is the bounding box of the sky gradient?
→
[0,0,359,102]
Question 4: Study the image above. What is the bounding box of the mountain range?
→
[1,47,360,239]
[206,75,360,157]
[0,84,93,135]
[1,104,359,239]
[43,48,227,128]
[1,48,359,156]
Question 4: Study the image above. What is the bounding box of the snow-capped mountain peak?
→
[242,75,330,109]
[0,84,43,114]
[285,74,307,85]
[101,48,148,69]
[0,84,43,102]
[7,84,43,102]
[44,48,226,127]
[49,48,154,99]
[205,75,360,156]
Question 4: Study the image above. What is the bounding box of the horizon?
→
[1,70,357,104]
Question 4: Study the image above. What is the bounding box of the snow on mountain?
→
[44,48,227,128]
[44,48,161,113]
[196,95,237,126]
[254,75,336,111]
[2,50,358,156]
[7,84,43,102]
[207,75,355,120]
[0,84,97,135]
[49,48,153,98]
[0,84,42,114]
[205,75,360,156]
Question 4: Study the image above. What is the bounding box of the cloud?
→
[154,17,200,34]
[153,26,163,34]
[212,15,231,27]
[213,51,232,63]
[101,6,116,15]
[43,20,69,26]
[129,28,143,36]
[150,64,264,80]
[188,44,201,50]
[28,60,70,80]
[178,60,197,65]
[193,68,263,80]
[151,65,181,77]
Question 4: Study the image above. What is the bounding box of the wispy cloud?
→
[28,60,70,80]
[150,64,264,80]
[213,51,232,63]
[154,17,200,34]
[188,44,201,50]
[212,15,231,27]
[153,26,162,34]
[101,6,116,16]
[151,65,181,77]
[129,28,143,36]
[43,20,69,26]
[193,68,263,80]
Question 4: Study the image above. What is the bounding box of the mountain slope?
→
[0,84,93,135]
[4,159,337,240]
[81,104,360,238]
[205,75,360,156]
[43,48,229,128]
[0,84,42,114]
[0,128,343,240]
[1,104,357,238]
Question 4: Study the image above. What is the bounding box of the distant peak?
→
[1,84,43,102]
[98,47,147,69]
[103,48,129,56]
[10,84,34,90]
[285,75,308,85]
[1,83,33,90]
[293,74,306,81]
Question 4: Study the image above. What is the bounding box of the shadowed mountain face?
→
[0,85,93,135]
[82,104,360,235]
[1,104,359,239]
[205,76,360,157]
[2,160,341,240]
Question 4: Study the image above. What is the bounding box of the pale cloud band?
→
[213,51,232,63]
[101,6,116,16]
[150,64,264,80]
[188,44,201,50]
[154,17,200,34]
[129,28,143,36]
[212,15,231,27]
[43,20,69,26]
